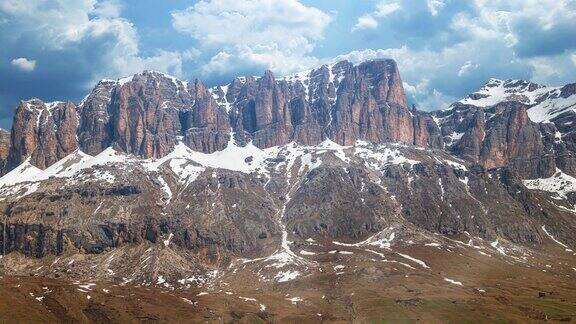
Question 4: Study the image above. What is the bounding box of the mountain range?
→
[0,59,575,322]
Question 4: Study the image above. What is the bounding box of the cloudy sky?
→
[1,0,575,128]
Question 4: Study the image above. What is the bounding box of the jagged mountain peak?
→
[446,76,576,127]
[459,78,554,108]
[4,57,424,173]
[21,99,70,111]
[483,78,545,90]
[115,69,186,85]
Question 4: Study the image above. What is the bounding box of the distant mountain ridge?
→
[2,59,575,182]
[433,77,576,179]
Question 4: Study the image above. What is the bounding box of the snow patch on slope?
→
[459,79,551,108]
[0,158,42,188]
[528,92,576,123]
[523,169,576,199]
[354,143,419,170]
[541,226,572,252]
[457,78,576,124]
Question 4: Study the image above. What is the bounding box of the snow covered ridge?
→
[523,169,576,199]
[457,78,576,124]
[459,79,551,107]
[115,70,189,89]
[0,137,458,200]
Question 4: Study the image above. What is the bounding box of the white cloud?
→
[354,15,379,30]
[473,0,576,32]
[11,57,36,72]
[458,61,479,77]
[0,0,190,82]
[201,45,320,77]
[426,0,445,16]
[450,0,576,84]
[376,2,402,16]
[353,1,400,31]
[525,54,576,86]
[460,0,576,49]
[172,0,332,77]
[93,0,122,18]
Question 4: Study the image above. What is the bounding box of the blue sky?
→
[1,0,575,128]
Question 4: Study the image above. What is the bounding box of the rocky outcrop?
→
[7,100,79,171]
[2,59,573,184]
[0,129,10,172]
[327,60,414,146]
[2,59,418,172]
[77,80,116,156]
[452,106,486,161]
[479,102,555,178]
[0,165,279,259]
[110,72,190,158]
[435,102,556,178]
[435,78,576,178]
[286,165,398,240]
[79,72,232,157]
[182,80,231,152]
[382,162,543,244]
[412,111,443,149]
[232,71,294,147]
[221,59,415,148]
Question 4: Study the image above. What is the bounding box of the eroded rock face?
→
[3,59,575,185]
[435,102,556,178]
[285,165,399,240]
[77,80,116,156]
[7,100,79,170]
[231,71,294,148]
[0,129,10,172]
[226,59,417,148]
[4,141,574,262]
[412,112,443,149]
[326,60,413,146]
[0,165,279,260]
[110,72,191,158]
[479,102,554,178]
[182,80,231,152]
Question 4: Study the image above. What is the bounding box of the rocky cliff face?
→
[182,80,231,152]
[434,79,576,179]
[479,102,554,178]
[110,71,192,158]
[7,100,78,171]
[77,80,116,156]
[325,60,413,145]
[436,102,553,178]
[413,111,443,149]
[229,59,418,148]
[3,59,445,173]
[0,129,9,172]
